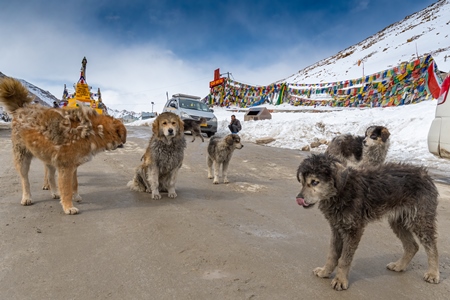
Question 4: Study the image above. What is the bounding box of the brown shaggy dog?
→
[207,134,243,184]
[127,112,186,199]
[325,125,390,167]
[183,117,206,142]
[0,77,127,214]
[296,154,439,290]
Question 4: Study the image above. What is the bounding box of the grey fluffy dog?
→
[296,153,439,291]
[207,134,243,184]
[325,125,390,167]
[128,112,186,199]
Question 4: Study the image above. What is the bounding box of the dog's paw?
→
[223,179,229,184]
[21,198,33,206]
[331,276,349,291]
[208,174,213,179]
[64,207,79,215]
[213,180,219,184]
[313,267,331,278]
[386,262,406,272]
[73,194,82,202]
[52,193,60,199]
[42,185,49,190]
[152,193,162,200]
[168,192,177,198]
[423,271,440,284]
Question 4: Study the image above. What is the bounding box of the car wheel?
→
[207,132,215,138]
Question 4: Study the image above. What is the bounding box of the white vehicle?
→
[162,93,218,137]
[428,74,450,158]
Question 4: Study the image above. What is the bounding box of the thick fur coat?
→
[0,77,127,214]
[296,154,439,290]
[207,134,243,184]
[325,125,390,167]
[127,112,186,199]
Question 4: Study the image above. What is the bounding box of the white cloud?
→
[0,5,317,113]
[351,0,370,13]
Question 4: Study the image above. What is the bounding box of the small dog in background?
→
[183,117,206,142]
[325,125,390,167]
[127,112,186,199]
[207,134,243,184]
[296,153,439,290]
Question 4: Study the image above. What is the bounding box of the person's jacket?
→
[231,119,242,131]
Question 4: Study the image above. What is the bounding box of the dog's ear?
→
[226,135,234,145]
[116,121,127,144]
[296,167,303,183]
[332,161,349,192]
[178,117,184,134]
[152,118,160,136]
[365,126,375,137]
[114,119,127,144]
[381,128,390,142]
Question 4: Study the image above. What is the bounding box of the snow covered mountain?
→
[281,0,450,84]
[0,72,58,107]
[1,0,449,113]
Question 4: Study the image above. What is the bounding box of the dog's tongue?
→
[296,197,309,207]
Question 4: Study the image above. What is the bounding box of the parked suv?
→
[162,93,217,137]
[428,74,450,158]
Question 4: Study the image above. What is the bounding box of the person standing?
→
[228,114,242,134]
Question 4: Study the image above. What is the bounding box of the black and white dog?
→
[325,125,390,167]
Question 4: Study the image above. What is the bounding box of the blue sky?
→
[0,0,438,112]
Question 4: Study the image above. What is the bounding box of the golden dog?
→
[0,77,127,214]
[127,112,186,199]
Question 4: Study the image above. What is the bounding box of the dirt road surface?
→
[1,124,450,300]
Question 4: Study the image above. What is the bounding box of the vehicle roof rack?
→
[172,93,201,100]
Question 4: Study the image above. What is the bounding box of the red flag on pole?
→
[427,61,441,99]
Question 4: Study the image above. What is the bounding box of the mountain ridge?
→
[1,0,449,116]
[281,0,449,84]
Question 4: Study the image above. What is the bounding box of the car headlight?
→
[180,112,191,119]
[210,116,217,122]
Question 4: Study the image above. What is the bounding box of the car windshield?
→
[179,99,210,111]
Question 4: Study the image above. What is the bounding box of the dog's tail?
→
[0,77,34,113]
[127,165,150,193]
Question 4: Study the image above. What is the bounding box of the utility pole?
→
[221,72,231,80]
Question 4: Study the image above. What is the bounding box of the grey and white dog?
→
[325,125,390,167]
[296,153,439,291]
[207,134,243,184]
